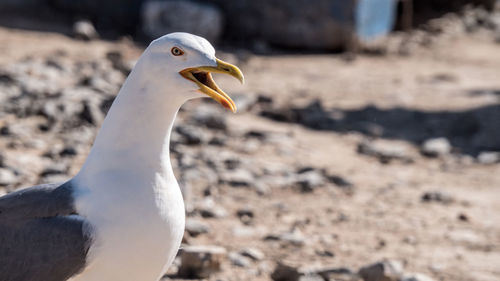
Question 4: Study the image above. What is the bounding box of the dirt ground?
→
[0,22,499,281]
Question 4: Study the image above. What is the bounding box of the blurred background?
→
[0,0,499,280]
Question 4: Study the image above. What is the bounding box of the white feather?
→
[68,33,217,281]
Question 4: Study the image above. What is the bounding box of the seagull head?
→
[139,32,244,113]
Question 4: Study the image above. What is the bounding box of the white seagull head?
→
[136,32,244,112]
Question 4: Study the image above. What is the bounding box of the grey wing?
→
[0,181,94,281]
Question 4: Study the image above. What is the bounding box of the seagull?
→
[0,32,243,281]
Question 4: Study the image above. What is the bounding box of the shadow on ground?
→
[260,96,500,156]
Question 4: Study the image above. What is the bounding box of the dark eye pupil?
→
[172,47,182,55]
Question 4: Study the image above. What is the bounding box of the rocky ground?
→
[0,10,500,281]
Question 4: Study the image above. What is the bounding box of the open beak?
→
[179,58,244,113]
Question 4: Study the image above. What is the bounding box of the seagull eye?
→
[171,47,184,56]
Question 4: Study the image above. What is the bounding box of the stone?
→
[421,191,454,204]
[254,181,271,196]
[176,125,206,145]
[80,99,105,126]
[228,251,252,267]
[315,249,335,257]
[457,213,469,222]
[177,245,227,278]
[421,138,451,157]
[0,72,15,85]
[59,146,78,157]
[358,141,414,164]
[181,166,218,187]
[39,163,68,177]
[39,174,70,185]
[232,225,258,238]
[401,273,436,281]
[447,229,483,245]
[208,136,225,146]
[73,20,99,41]
[224,157,241,170]
[271,262,303,281]
[477,151,500,164]
[141,0,223,43]
[240,247,265,261]
[265,230,306,247]
[272,262,353,281]
[327,174,353,188]
[220,169,254,187]
[236,207,254,219]
[195,198,227,218]
[358,260,404,281]
[185,219,210,237]
[245,130,268,141]
[293,169,326,192]
[0,168,18,186]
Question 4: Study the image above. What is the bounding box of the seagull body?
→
[0,33,243,281]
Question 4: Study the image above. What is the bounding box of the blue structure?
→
[356,0,398,39]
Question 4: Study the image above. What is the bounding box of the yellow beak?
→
[179,58,244,113]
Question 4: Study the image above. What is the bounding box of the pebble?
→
[176,125,206,145]
[73,20,99,41]
[358,140,414,164]
[358,260,404,281]
[240,247,265,261]
[265,230,306,247]
[59,146,78,157]
[272,262,353,281]
[232,225,258,238]
[457,213,469,222]
[477,151,500,164]
[39,163,68,177]
[447,229,483,245]
[195,198,228,218]
[254,181,271,195]
[315,249,335,257]
[177,245,226,278]
[185,219,210,237]
[293,169,325,192]
[326,174,352,187]
[39,174,69,185]
[401,273,436,281]
[0,168,18,186]
[181,166,218,186]
[220,169,254,187]
[228,251,252,267]
[421,138,451,157]
[236,207,254,218]
[421,191,454,204]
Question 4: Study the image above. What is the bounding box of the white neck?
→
[75,62,185,185]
